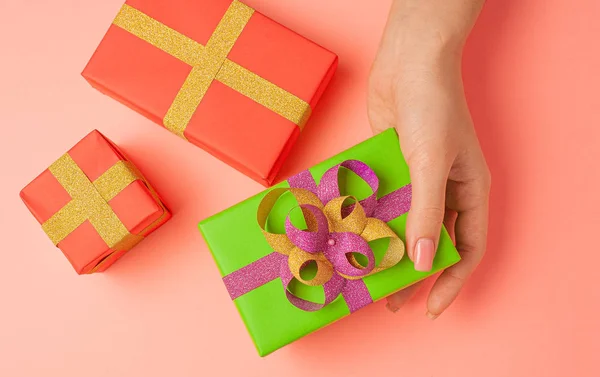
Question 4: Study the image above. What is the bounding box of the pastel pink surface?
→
[0,0,598,376]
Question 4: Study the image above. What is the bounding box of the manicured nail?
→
[426,311,439,320]
[386,302,399,313]
[414,238,435,272]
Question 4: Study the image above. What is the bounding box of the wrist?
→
[374,27,463,79]
[378,0,480,70]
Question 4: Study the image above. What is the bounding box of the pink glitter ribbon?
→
[223,160,412,312]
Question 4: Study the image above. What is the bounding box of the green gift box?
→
[199,129,460,356]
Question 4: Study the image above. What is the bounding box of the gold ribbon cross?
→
[41,154,143,252]
[112,1,312,139]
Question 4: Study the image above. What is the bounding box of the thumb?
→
[406,149,450,272]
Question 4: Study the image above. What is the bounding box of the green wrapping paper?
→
[199,129,461,356]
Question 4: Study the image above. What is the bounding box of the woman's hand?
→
[368,0,489,319]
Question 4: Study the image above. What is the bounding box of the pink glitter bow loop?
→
[290,160,380,216]
[323,232,375,278]
[284,204,330,254]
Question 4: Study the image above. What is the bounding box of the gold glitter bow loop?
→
[257,188,324,256]
[323,196,367,234]
[287,247,333,287]
[359,217,405,275]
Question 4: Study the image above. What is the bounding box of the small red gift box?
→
[82,0,338,186]
[20,130,171,274]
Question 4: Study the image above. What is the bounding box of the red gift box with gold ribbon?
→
[82,0,338,186]
[20,130,171,274]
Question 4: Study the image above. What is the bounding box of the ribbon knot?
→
[222,159,412,312]
[255,160,411,311]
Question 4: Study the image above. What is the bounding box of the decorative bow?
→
[230,160,410,312]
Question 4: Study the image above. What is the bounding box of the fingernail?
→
[426,311,439,320]
[414,238,435,272]
[386,302,399,313]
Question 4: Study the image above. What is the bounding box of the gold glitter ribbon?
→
[112,1,312,139]
[41,154,166,273]
[257,188,405,287]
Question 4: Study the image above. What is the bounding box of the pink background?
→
[1,0,599,376]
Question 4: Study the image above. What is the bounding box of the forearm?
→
[378,0,485,69]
